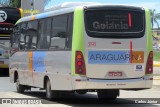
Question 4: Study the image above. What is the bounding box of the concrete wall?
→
[21,0,32,16]
[21,0,45,16]
[34,0,45,13]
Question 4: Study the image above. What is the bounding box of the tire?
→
[16,78,25,93]
[46,79,59,100]
[97,89,119,100]
[76,90,87,95]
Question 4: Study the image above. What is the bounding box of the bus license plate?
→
[108,72,122,77]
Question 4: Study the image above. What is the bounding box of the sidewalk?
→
[153,76,160,86]
[153,61,160,86]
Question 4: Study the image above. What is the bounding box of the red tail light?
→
[145,51,153,74]
[75,51,86,75]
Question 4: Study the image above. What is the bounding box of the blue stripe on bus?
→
[32,52,46,72]
[36,13,49,19]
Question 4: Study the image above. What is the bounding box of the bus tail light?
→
[145,51,153,74]
[75,51,86,75]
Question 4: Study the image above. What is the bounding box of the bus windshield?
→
[0,39,10,58]
[85,7,145,38]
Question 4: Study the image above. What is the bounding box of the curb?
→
[153,61,160,67]
[153,76,160,80]
[153,76,160,86]
[153,64,160,67]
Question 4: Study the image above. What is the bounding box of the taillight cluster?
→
[75,51,86,75]
[145,51,153,74]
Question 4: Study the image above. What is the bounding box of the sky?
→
[45,0,160,28]
[45,0,160,11]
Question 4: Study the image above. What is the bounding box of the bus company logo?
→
[1,98,42,104]
[0,11,7,22]
[88,51,144,64]
[2,99,11,104]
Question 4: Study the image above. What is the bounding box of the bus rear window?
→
[85,8,145,38]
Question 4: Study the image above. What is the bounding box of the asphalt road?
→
[0,68,160,106]
[0,80,159,106]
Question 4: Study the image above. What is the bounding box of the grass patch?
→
[153,51,160,61]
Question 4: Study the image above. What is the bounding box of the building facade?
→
[21,0,45,16]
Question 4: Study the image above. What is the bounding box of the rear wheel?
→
[16,77,25,93]
[46,79,59,100]
[97,89,119,100]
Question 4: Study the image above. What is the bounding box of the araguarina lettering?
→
[89,53,139,61]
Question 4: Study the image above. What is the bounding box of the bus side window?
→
[13,25,20,46]
[20,23,27,50]
[10,25,20,54]
[26,21,38,50]
[38,18,51,49]
[50,15,68,50]
[11,33,14,48]
[65,13,73,50]
[16,25,21,44]
[11,27,16,47]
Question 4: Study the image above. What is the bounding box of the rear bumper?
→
[72,76,153,90]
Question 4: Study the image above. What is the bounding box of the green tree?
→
[150,9,160,29]
[9,0,21,8]
[0,0,10,7]
[0,0,21,7]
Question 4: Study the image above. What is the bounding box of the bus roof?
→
[16,2,102,24]
[16,6,75,25]
[16,3,144,25]
[45,2,101,12]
